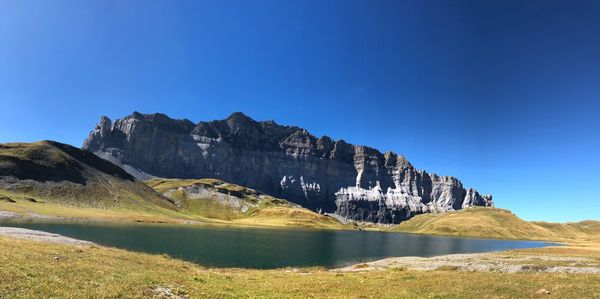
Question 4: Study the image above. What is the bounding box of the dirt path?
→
[0,227,95,245]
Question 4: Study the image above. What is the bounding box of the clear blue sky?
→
[1,0,599,222]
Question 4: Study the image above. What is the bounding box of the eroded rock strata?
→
[83,112,492,223]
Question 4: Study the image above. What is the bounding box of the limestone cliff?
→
[83,112,492,223]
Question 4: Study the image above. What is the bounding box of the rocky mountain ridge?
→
[83,112,492,223]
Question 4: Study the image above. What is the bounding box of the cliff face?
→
[83,112,492,223]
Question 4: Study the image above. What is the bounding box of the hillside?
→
[393,207,600,241]
[147,178,347,229]
[0,141,176,215]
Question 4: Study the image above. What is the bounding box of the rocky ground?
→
[0,227,94,245]
[335,249,600,274]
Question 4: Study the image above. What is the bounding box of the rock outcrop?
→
[83,112,492,223]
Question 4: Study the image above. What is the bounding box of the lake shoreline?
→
[0,208,573,245]
[0,220,553,269]
[2,234,598,298]
[1,225,596,275]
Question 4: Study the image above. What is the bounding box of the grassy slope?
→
[147,178,347,229]
[147,178,285,220]
[393,207,600,242]
[1,236,599,298]
[0,198,187,224]
[0,141,175,212]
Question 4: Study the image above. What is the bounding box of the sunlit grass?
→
[392,207,600,242]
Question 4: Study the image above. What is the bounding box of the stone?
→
[536,288,550,295]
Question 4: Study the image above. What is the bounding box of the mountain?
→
[0,141,175,210]
[83,112,493,224]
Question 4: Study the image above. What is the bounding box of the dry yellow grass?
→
[234,206,349,229]
[0,195,191,224]
[147,178,250,194]
[393,207,600,242]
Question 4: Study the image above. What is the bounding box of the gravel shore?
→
[0,211,21,219]
[335,252,600,274]
[0,227,95,245]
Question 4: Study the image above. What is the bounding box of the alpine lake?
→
[0,220,551,269]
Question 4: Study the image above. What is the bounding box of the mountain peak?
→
[226,112,256,124]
